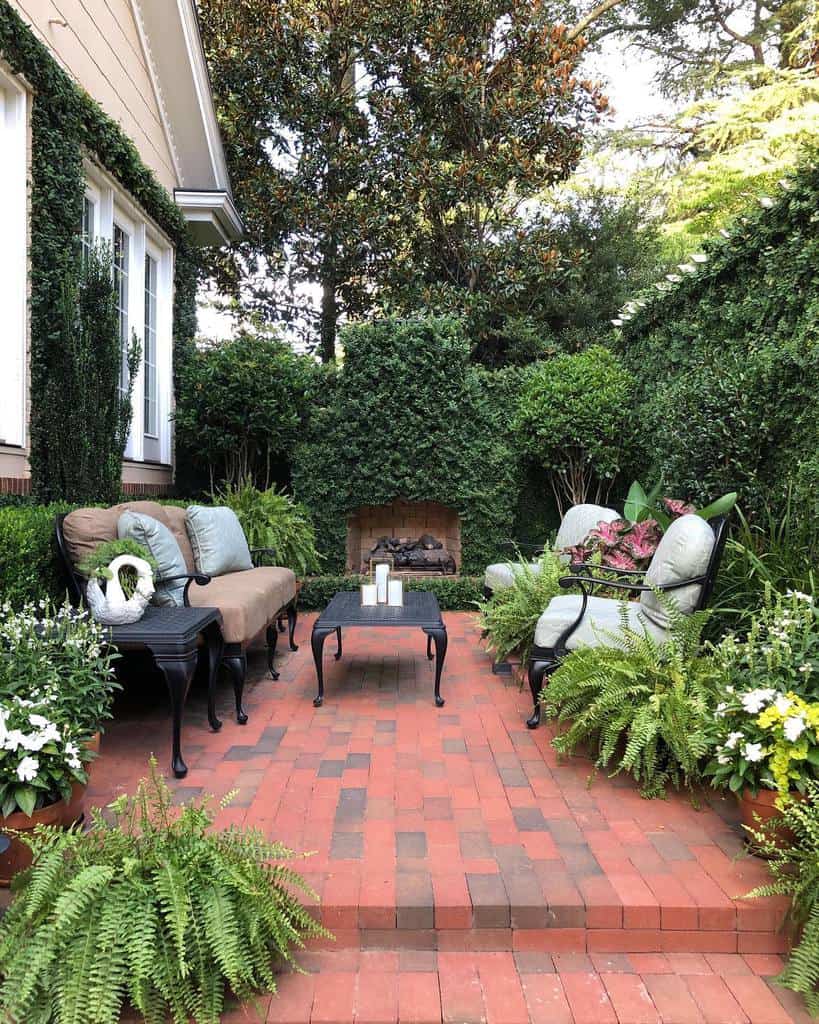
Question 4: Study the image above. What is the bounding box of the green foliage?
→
[0,760,327,1024]
[42,246,140,505]
[542,601,720,797]
[619,153,819,525]
[745,779,819,1016]
[0,602,119,743]
[297,574,484,612]
[77,539,159,600]
[709,503,819,639]
[478,552,565,666]
[515,346,637,515]
[175,330,316,491]
[0,1,197,502]
[0,503,71,608]
[292,316,522,574]
[216,480,321,576]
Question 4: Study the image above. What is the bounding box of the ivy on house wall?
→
[616,151,819,519]
[292,316,523,575]
[0,1,198,501]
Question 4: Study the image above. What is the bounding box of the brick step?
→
[257,950,811,1024]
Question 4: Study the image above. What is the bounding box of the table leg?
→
[311,626,336,707]
[266,623,280,680]
[335,626,343,660]
[426,633,433,660]
[287,603,299,651]
[423,626,448,707]
[203,622,224,732]
[155,650,198,778]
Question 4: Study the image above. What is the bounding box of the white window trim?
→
[82,159,174,466]
[0,67,28,449]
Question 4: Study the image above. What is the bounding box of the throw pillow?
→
[185,505,253,576]
[118,511,188,607]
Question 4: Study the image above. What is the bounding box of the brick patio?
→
[88,611,803,1023]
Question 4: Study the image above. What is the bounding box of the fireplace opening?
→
[346,500,461,575]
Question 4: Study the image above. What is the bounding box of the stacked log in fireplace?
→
[367,533,456,574]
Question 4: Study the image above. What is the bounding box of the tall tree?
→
[199,0,399,361]
[199,0,606,363]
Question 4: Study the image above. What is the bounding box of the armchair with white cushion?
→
[483,503,622,597]
[525,513,729,729]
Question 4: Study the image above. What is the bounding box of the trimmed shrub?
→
[292,316,522,575]
[0,503,72,607]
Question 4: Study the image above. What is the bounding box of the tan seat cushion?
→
[63,501,196,574]
[188,566,297,645]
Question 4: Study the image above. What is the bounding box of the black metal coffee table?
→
[311,591,448,708]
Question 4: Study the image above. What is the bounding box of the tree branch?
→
[568,0,631,42]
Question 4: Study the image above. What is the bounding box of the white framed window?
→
[143,252,158,437]
[0,68,28,449]
[112,221,131,394]
[81,160,174,465]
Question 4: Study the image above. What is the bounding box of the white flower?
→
[64,741,79,758]
[28,713,50,728]
[741,689,775,714]
[725,685,734,694]
[715,702,727,718]
[774,696,793,716]
[717,753,732,765]
[17,756,39,782]
[783,716,806,743]
[799,664,812,675]
[725,731,744,750]
[4,729,26,751]
[743,743,765,763]
[21,732,47,752]
[786,590,813,604]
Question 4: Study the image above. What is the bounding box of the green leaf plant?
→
[0,759,328,1024]
[541,596,721,798]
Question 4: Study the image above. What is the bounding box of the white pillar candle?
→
[361,583,377,606]
[375,563,389,603]
[388,578,403,606]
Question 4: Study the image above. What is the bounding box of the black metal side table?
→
[310,591,448,708]
[107,606,223,778]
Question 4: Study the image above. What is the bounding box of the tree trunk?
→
[319,262,338,363]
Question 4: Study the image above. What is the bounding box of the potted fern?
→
[540,604,722,798]
[0,760,327,1023]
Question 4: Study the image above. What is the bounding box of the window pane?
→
[144,254,158,436]
[113,224,129,394]
[81,197,95,265]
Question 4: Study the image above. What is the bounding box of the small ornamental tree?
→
[515,346,637,516]
[175,328,317,491]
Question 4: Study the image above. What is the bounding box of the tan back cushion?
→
[63,501,195,574]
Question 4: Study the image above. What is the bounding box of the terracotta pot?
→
[0,798,74,886]
[738,787,803,850]
[0,732,102,887]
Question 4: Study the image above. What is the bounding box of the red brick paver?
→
[79,612,805,1021]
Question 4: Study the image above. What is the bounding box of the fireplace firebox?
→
[346,500,461,575]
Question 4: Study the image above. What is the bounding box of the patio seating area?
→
[75,612,808,1023]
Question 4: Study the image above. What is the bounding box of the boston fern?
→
[0,761,327,1024]
[746,779,819,1015]
[542,601,721,798]
[479,551,564,666]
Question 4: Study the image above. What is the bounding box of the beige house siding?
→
[7,0,178,191]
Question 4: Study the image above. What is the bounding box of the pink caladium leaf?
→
[588,518,630,548]
[622,519,662,561]
[662,497,695,518]
[564,543,590,565]
[603,549,638,571]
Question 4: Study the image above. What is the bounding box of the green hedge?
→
[298,575,484,611]
[617,152,819,520]
[0,2,198,502]
[292,317,524,575]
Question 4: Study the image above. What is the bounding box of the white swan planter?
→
[86,554,155,626]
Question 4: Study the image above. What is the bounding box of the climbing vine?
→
[0,1,198,501]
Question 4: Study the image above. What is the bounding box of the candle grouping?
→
[362,562,404,606]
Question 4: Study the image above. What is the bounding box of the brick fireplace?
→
[346,500,461,574]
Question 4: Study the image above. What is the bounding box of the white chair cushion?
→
[554,504,621,551]
[484,560,542,593]
[534,595,668,650]
[639,514,715,629]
